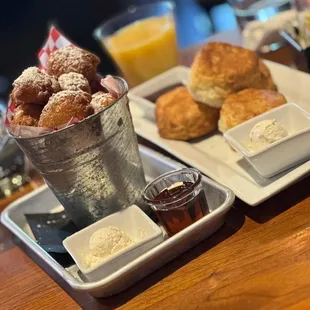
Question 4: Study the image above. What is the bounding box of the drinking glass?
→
[143,168,209,236]
[94,2,179,87]
[228,0,293,30]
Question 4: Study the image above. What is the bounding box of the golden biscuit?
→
[218,88,287,133]
[11,103,43,127]
[39,90,93,128]
[47,46,100,82]
[188,42,276,108]
[156,86,219,140]
[11,67,60,105]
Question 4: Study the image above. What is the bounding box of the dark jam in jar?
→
[153,182,209,236]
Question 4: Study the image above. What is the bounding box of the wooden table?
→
[1,32,309,310]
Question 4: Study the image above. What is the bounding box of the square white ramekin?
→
[224,103,310,178]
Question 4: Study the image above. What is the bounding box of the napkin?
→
[242,9,297,51]
[25,210,78,253]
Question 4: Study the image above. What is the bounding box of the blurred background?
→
[0,0,238,102]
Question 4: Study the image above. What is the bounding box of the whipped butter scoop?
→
[249,119,289,152]
[85,226,134,268]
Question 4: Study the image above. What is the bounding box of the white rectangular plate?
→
[128,63,310,206]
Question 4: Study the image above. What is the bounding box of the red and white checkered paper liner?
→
[38,26,72,70]
[5,26,122,138]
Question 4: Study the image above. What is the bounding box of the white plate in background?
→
[128,64,310,206]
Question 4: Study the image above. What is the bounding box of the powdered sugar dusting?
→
[49,90,90,102]
[45,90,91,110]
[13,67,55,88]
[91,91,114,113]
[52,46,88,69]
[47,46,99,81]
[59,72,90,93]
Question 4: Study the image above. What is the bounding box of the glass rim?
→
[93,1,175,40]
[142,168,202,207]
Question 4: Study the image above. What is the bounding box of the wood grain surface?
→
[0,32,306,310]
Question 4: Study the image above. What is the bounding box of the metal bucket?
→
[11,77,147,228]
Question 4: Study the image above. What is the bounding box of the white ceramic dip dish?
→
[63,205,164,282]
[224,103,310,178]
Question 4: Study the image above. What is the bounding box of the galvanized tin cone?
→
[12,77,148,228]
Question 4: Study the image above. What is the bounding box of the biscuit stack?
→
[156,42,287,141]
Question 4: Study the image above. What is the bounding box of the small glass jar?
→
[143,168,209,236]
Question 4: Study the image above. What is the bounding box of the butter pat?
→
[85,226,133,268]
[249,119,288,152]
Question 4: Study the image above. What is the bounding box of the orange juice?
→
[103,16,178,86]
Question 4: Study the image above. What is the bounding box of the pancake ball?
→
[47,46,100,82]
[38,90,93,128]
[11,103,43,127]
[11,67,60,105]
[90,91,115,113]
[58,72,91,93]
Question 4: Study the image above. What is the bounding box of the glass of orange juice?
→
[94,2,179,87]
